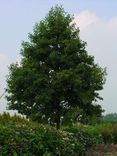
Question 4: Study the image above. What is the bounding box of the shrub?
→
[63,125,100,153]
[0,113,87,156]
[72,122,117,144]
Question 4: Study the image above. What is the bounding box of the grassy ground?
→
[85,144,117,156]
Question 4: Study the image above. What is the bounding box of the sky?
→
[0,0,117,114]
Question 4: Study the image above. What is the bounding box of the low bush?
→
[63,125,103,151]
[71,122,117,144]
[2,113,117,155]
[0,113,90,156]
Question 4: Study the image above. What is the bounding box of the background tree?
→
[102,113,117,122]
[6,6,106,129]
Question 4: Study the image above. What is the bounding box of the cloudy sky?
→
[0,0,117,114]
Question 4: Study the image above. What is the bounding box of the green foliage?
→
[63,104,103,126]
[0,113,94,156]
[2,113,117,155]
[6,5,106,129]
[79,104,104,125]
[71,122,117,144]
[63,126,98,152]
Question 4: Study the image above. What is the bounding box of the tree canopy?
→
[6,6,106,129]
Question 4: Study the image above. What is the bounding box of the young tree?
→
[6,6,106,129]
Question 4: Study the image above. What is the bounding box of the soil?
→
[85,144,117,156]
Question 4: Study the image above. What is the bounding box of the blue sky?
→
[0,0,117,114]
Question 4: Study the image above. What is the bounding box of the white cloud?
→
[74,11,100,30]
[74,11,117,114]
[107,17,117,33]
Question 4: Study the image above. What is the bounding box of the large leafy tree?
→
[62,104,104,125]
[6,6,106,129]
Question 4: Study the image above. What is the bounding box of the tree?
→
[6,6,106,129]
[63,103,104,125]
[102,113,117,122]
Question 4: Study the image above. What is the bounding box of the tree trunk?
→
[56,116,60,130]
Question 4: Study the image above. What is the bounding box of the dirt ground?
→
[85,144,117,156]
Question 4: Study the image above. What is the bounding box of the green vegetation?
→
[0,113,117,155]
[6,5,106,129]
[2,5,112,155]
[102,113,117,122]
[69,121,117,144]
[0,113,97,156]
